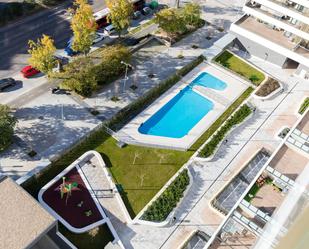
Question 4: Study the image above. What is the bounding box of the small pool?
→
[138,72,227,138]
[192,72,227,90]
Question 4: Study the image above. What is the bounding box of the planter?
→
[133,167,194,227]
[253,80,283,100]
[196,109,254,161]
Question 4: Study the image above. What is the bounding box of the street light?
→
[121,61,132,93]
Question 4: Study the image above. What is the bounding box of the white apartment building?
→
[230,0,309,78]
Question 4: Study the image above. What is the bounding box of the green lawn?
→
[215,50,265,85]
[95,137,193,217]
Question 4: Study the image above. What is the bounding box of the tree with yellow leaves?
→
[71,0,97,54]
[106,0,133,37]
[28,34,56,74]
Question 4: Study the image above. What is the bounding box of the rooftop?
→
[0,177,56,249]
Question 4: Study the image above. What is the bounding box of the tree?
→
[0,105,17,151]
[106,0,133,37]
[28,34,56,74]
[70,0,97,54]
[181,3,201,27]
[61,57,97,97]
[154,8,187,35]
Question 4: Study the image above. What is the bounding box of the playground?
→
[39,164,107,233]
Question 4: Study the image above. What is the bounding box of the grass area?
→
[59,223,114,249]
[215,50,265,85]
[191,87,254,151]
[129,19,156,35]
[244,183,260,202]
[298,97,309,114]
[96,137,193,217]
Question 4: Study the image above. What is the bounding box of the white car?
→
[92,33,106,44]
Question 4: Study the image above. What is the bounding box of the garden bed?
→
[141,169,190,222]
[198,104,252,158]
[39,165,106,233]
[298,97,309,114]
[255,77,281,98]
[214,50,265,85]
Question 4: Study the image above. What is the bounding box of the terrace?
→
[268,145,309,180]
[250,182,285,216]
[208,218,258,249]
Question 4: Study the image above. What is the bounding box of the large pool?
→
[138,72,227,138]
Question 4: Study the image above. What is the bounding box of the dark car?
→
[122,34,151,47]
[51,87,70,95]
[141,6,152,15]
[0,78,16,91]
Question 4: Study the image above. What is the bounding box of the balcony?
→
[244,2,309,40]
[252,0,309,24]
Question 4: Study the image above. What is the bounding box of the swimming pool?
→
[192,72,227,90]
[138,72,227,138]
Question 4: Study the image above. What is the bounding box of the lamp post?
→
[121,61,132,93]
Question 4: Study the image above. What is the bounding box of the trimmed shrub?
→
[199,104,252,158]
[142,169,190,222]
[298,97,309,114]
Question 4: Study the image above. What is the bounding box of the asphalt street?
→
[0,0,105,78]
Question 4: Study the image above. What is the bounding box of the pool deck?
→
[118,62,249,150]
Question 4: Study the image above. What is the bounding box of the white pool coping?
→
[119,62,249,150]
[38,153,108,234]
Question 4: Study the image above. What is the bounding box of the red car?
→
[21,65,40,78]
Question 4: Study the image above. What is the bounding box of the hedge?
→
[141,169,189,222]
[107,55,205,130]
[298,97,309,114]
[199,104,252,158]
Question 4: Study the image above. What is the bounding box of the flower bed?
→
[255,77,280,97]
[141,169,190,222]
[198,104,252,158]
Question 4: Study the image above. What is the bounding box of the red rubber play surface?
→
[42,167,103,229]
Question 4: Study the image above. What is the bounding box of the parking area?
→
[269,145,309,181]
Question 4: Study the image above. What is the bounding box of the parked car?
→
[65,37,80,56]
[142,7,152,15]
[92,33,106,44]
[51,87,70,95]
[21,65,40,78]
[104,24,116,35]
[0,78,16,91]
[122,34,150,47]
[132,10,142,20]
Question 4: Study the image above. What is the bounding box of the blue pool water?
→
[192,72,227,90]
[138,72,227,138]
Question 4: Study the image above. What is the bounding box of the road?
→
[0,0,105,79]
